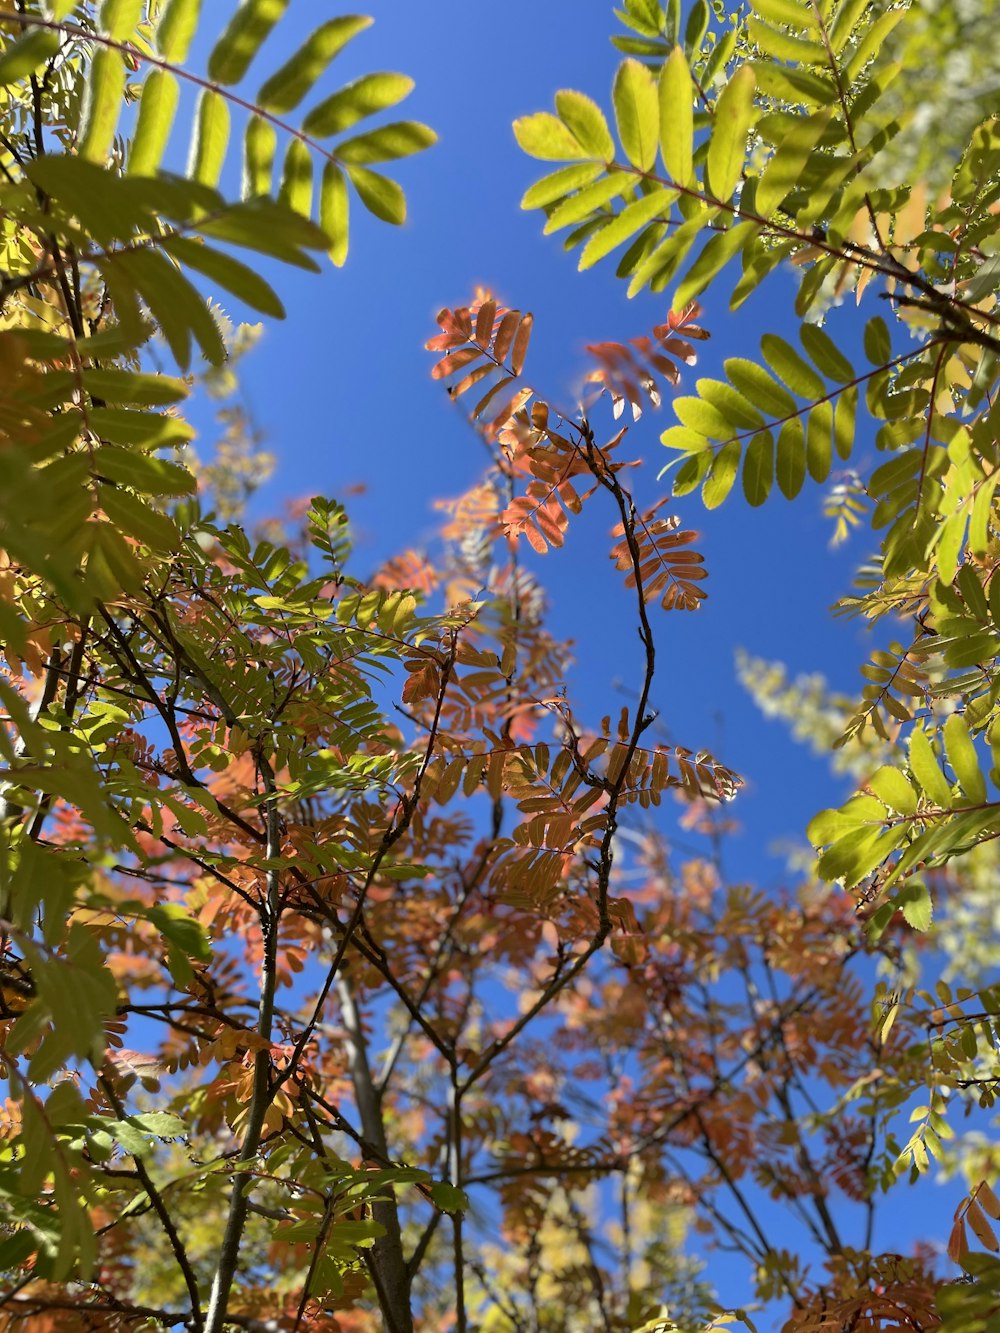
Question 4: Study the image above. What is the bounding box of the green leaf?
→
[742,431,773,506]
[863,315,891,365]
[513,111,588,161]
[91,447,194,495]
[751,0,817,29]
[0,29,61,87]
[775,419,805,499]
[129,70,179,176]
[867,764,919,816]
[278,138,313,216]
[242,114,277,196]
[755,109,832,215]
[897,881,933,932]
[944,714,987,804]
[100,0,142,38]
[98,486,180,552]
[806,400,833,483]
[521,162,605,209]
[111,249,226,368]
[429,1181,468,1213]
[800,324,854,383]
[189,89,230,189]
[336,121,436,164]
[543,172,633,235]
[674,220,756,308]
[346,164,405,224]
[207,0,290,85]
[320,161,349,266]
[578,187,676,268]
[78,48,126,163]
[303,72,415,138]
[83,371,186,407]
[706,66,756,201]
[258,15,373,113]
[162,236,285,318]
[674,396,733,439]
[156,0,201,61]
[684,0,710,55]
[909,727,954,808]
[761,334,824,398]
[703,439,742,509]
[613,59,659,172]
[555,89,615,159]
[833,384,857,460]
[725,357,795,416]
[658,46,693,185]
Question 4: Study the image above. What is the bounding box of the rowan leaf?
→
[258,15,374,113]
[207,0,290,85]
[658,45,693,185]
[705,66,756,201]
[304,72,415,138]
[613,59,659,172]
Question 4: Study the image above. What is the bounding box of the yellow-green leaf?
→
[706,65,756,201]
[78,48,126,163]
[278,138,313,217]
[578,187,677,269]
[555,89,615,159]
[513,111,588,161]
[755,108,831,215]
[896,881,933,932]
[189,89,229,188]
[257,15,373,113]
[346,164,404,224]
[336,121,436,164]
[703,439,742,509]
[162,237,285,318]
[129,70,178,176]
[613,59,659,172]
[944,714,987,804]
[658,46,693,185]
[0,29,61,86]
[242,114,276,196]
[207,0,290,85]
[99,0,141,38]
[303,72,415,138]
[521,162,604,209]
[909,727,954,809]
[742,430,773,506]
[156,0,200,61]
[867,764,919,816]
[775,419,805,499]
[320,161,349,266]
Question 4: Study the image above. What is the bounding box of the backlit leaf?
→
[258,15,374,113]
[156,0,200,61]
[705,66,756,201]
[555,89,615,159]
[658,46,693,185]
[129,70,179,176]
[613,59,659,172]
[320,161,349,266]
[207,0,290,86]
[347,164,405,224]
[189,89,230,189]
[513,111,588,161]
[304,72,415,138]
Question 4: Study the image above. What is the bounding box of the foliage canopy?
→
[1,1,1000,1331]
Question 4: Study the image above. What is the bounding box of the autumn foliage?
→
[1,1,1000,1331]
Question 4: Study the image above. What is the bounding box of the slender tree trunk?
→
[337,975,414,1333]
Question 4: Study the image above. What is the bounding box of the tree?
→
[0,3,999,1333]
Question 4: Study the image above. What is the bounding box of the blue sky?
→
[177,0,972,1311]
